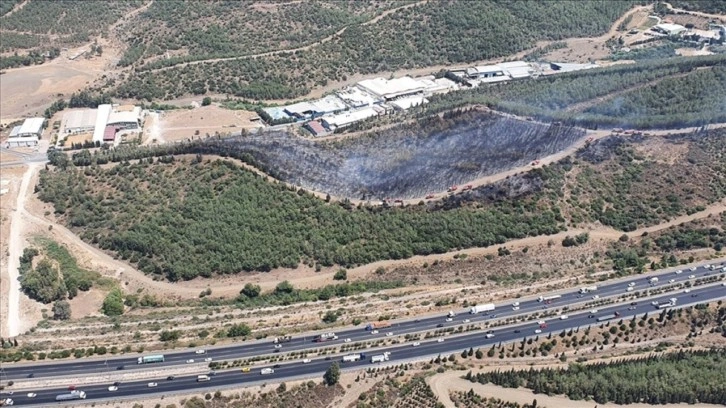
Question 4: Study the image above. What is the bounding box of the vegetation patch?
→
[469,349,726,405]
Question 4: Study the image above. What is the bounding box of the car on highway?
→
[675,270,682,274]
[512,302,520,307]
[627,287,634,292]
[186,359,195,363]
[590,309,599,314]
[27,373,34,378]
[371,330,379,334]
[116,365,125,370]
[559,315,569,320]
[628,282,636,287]
[592,295,599,300]
[628,306,636,310]
[690,267,697,271]
[513,329,521,333]
[463,319,470,323]
[691,293,698,297]
[437,338,445,343]
[684,289,691,293]
[195,349,206,354]
[67,386,76,391]
[108,386,118,392]
[630,302,637,306]
[241,367,251,372]
[385,332,394,336]
[722,282,726,286]
[412,342,421,347]
[26,393,36,398]
[167,376,175,380]
[512,306,520,311]
[436,323,444,328]
[490,314,498,318]
[204,357,213,362]
[651,301,659,306]
[344,338,351,343]
[485,333,495,338]
[273,349,280,353]
[302,359,311,364]
[274,344,282,349]
[688,275,696,279]
[588,314,595,318]
[273,364,281,369]
[534,329,542,334]
[669,279,675,283]
[148,382,158,388]
[445,318,453,322]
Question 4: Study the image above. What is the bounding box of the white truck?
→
[196,375,210,382]
[579,285,597,294]
[343,353,365,362]
[657,298,678,309]
[260,368,274,375]
[0,398,13,406]
[537,294,561,303]
[469,303,495,314]
[649,277,659,284]
[55,391,87,401]
[370,352,390,363]
[314,332,338,342]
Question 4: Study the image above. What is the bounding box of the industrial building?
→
[466,65,508,81]
[321,106,381,131]
[336,86,379,108]
[91,104,113,144]
[61,109,97,134]
[499,61,534,79]
[283,95,347,120]
[417,76,459,95]
[107,105,142,130]
[7,117,44,147]
[653,23,687,36]
[549,62,600,73]
[357,77,426,101]
[304,120,328,137]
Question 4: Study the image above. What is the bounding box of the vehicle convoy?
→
[314,333,338,342]
[597,311,621,322]
[366,321,392,330]
[55,391,87,401]
[469,303,495,314]
[343,353,365,362]
[273,336,292,344]
[371,352,391,363]
[657,298,678,309]
[137,354,164,364]
[579,285,598,294]
[537,294,561,303]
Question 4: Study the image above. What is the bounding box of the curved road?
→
[2,262,724,378]
[4,283,724,406]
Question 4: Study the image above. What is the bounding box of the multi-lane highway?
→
[4,282,724,406]
[3,260,723,382]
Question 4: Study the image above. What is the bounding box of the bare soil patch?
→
[156,104,264,143]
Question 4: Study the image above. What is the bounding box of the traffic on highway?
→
[2,262,724,406]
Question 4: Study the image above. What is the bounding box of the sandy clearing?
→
[428,369,724,408]
[156,104,264,142]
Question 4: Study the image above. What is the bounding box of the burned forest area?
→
[210,110,585,200]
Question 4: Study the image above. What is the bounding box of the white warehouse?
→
[7,117,44,147]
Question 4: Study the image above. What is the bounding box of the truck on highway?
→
[342,353,365,362]
[447,311,456,318]
[197,375,211,382]
[260,368,274,375]
[314,333,338,342]
[370,352,390,363]
[597,311,621,322]
[469,303,495,314]
[579,285,597,294]
[657,298,678,309]
[273,336,292,344]
[0,398,13,406]
[137,354,165,364]
[366,321,392,330]
[537,294,561,303]
[55,391,87,401]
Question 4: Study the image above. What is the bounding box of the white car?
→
[274,344,282,349]
[704,264,711,269]
[463,319,470,323]
[534,329,542,334]
[722,282,726,286]
[628,282,636,287]
[592,295,599,300]
[186,359,195,364]
[538,320,546,325]
[343,338,351,343]
[512,302,520,307]
[684,289,691,293]
[195,349,206,354]
[559,315,569,320]
[385,332,394,337]
[688,275,696,279]
[651,301,659,306]
[627,287,634,292]
[107,386,118,392]
[690,267,697,271]
[669,279,675,283]
[147,382,158,388]
[512,306,520,311]
[302,358,311,364]
[675,270,682,274]
[412,342,421,347]
[204,357,212,362]
[590,309,599,314]
[485,333,495,339]
[437,338,445,343]
[445,318,453,322]
[371,330,379,334]
[27,393,37,398]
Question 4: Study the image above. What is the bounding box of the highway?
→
[2,261,725,382]
[4,283,724,406]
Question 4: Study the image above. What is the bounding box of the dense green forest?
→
[35,158,564,280]
[109,0,640,100]
[469,349,726,405]
[422,55,726,128]
[0,0,21,16]
[667,0,726,13]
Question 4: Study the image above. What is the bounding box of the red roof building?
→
[103,125,119,142]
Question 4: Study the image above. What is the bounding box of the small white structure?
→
[357,76,426,101]
[7,117,43,147]
[322,107,380,131]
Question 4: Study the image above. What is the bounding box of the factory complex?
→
[59,104,143,147]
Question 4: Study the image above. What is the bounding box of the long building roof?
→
[18,117,44,135]
[357,77,425,99]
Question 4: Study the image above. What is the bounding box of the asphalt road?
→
[5,283,724,406]
[2,262,724,382]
